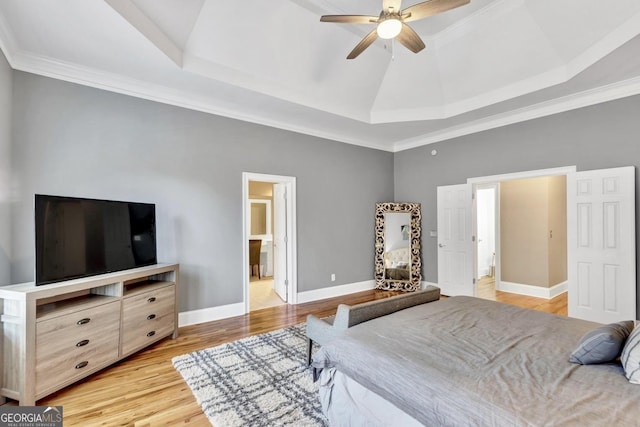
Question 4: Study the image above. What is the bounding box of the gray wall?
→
[9,72,393,311]
[8,65,640,313]
[0,51,11,286]
[395,94,640,312]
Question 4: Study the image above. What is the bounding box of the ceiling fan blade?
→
[402,0,470,22]
[320,15,377,24]
[396,23,426,53]
[383,0,403,13]
[347,28,379,59]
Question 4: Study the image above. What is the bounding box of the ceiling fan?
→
[320,0,470,59]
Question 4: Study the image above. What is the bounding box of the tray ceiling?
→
[0,0,639,151]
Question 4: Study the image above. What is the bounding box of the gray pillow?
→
[569,321,635,365]
[621,323,640,384]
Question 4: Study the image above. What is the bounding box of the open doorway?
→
[247,181,280,311]
[473,175,568,301]
[439,165,635,323]
[242,173,297,313]
[475,184,497,300]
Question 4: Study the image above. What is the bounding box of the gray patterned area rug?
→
[172,324,328,427]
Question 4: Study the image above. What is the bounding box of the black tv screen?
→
[35,194,157,286]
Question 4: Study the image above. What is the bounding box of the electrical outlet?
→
[331,274,336,282]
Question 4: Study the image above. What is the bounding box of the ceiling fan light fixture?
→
[376,18,402,39]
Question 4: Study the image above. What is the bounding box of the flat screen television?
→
[35,194,157,286]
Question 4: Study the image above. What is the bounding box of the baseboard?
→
[296,280,376,304]
[422,281,439,290]
[498,280,568,300]
[178,279,442,326]
[548,281,568,298]
[178,302,245,327]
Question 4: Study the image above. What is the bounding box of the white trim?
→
[243,173,298,314]
[247,198,272,237]
[421,281,440,290]
[548,281,569,299]
[178,303,245,327]
[498,281,568,300]
[469,167,573,300]
[296,280,376,304]
[2,44,640,154]
[6,51,393,153]
[467,166,577,184]
[392,75,640,152]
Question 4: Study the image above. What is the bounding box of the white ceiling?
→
[0,0,639,152]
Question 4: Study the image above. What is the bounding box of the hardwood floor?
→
[20,286,564,426]
[477,276,568,316]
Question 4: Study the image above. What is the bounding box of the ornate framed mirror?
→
[374,202,422,291]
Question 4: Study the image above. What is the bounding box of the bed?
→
[311,296,640,426]
[384,247,411,280]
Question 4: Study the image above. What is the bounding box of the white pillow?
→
[621,321,640,384]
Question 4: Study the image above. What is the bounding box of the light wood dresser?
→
[0,263,179,405]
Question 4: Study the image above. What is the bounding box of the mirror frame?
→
[374,202,422,291]
[248,199,272,240]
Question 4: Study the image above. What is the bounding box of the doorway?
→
[475,184,497,300]
[242,173,297,314]
[473,175,568,300]
[438,165,636,323]
[437,166,574,298]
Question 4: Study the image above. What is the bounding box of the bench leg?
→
[307,338,313,366]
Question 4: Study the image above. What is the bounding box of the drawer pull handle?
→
[76,339,90,347]
[147,314,156,320]
[75,361,89,369]
[77,318,91,325]
[147,297,156,303]
[147,331,156,337]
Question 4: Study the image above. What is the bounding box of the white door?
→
[437,184,475,296]
[567,167,636,323]
[273,183,288,302]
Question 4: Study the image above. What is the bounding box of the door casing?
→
[242,172,297,314]
[438,166,577,297]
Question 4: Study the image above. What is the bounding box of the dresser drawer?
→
[36,322,119,396]
[36,300,121,360]
[121,285,175,355]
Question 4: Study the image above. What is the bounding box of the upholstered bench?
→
[306,285,440,365]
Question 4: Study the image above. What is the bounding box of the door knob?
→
[438,243,445,248]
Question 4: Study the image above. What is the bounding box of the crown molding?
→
[392,75,640,152]
[3,43,640,155]
[371,65,570,123]
[7,51,393,152]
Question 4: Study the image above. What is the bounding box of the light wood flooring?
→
[13,285,565,426]
[477,276,567,316]
[249,276,285,311]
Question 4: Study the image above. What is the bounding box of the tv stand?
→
[0,263,179,406]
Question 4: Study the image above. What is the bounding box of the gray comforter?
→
[311,296,640,426]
